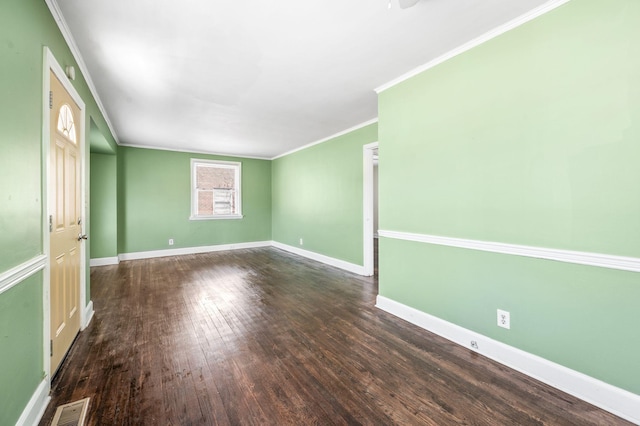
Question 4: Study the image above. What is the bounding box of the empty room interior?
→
[1,0,639,424]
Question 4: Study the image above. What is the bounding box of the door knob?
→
[78,233,88,241]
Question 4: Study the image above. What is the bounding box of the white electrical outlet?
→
[299,238,303,245]
[169,239,174,246]
[497,309,510,329]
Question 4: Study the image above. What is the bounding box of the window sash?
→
[190,159,242,220]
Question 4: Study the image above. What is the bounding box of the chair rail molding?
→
[0,255,47,295]
[378,230,640,273]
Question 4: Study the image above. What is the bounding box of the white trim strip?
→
[378,230,640,273]
[119,142,271,161]
[90,257,120,267]
[82,300,94,330]
[375,0,570,93]
[271,241,366,276]
[111,241,368,276]
[118,241,272,261]
[362,142,379,277]
[44,0,120,145]
[271,118,378,160]
[15,379,50,426]
[376,296,640,424]
[0,255,47,296]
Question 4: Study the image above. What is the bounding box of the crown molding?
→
[45,0,120,145]
[118,142,272,160]
[271,118,378,160]
[375,0,571,93]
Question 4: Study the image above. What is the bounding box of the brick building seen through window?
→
[191,159,241,218]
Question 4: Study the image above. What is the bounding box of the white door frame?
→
[42,47,89,385]
[363,142,378,277]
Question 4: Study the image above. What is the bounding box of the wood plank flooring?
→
[40,248,631,425]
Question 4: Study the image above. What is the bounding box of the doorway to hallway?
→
[363,142,378,277]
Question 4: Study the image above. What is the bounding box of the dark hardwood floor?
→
[40,248,630,425]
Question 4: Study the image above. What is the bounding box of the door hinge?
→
[50,340,53,357]
[49,215,53,232]
[49,91,53,110]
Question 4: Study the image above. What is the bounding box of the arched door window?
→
[57,104,77,143]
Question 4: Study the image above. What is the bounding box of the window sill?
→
[189,214,244,221]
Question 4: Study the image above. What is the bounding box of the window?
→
[190,159,242,220]
[57,104,76,143]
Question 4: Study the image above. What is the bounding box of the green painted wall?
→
[378,0,640,394]
[90,117,116,155]
[0,274,44,426]
[90,153,118,259]
[272,123,377,265]
[0,0,117,423]
[2,1,638,424]
[117,147,272,254]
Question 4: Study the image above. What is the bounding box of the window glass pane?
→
[196,166,235,191]
[198,190,214,216]
[192,160,241,218]
[57,104,77,143]
[214,188,234,214]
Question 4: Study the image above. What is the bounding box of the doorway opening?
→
[363,142,379,277]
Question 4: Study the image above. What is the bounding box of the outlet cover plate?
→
[497,309,510,329]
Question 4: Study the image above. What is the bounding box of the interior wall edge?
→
[376,295,640,425]
[378,230,640,273]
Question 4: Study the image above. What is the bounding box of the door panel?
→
[50,70,82,374]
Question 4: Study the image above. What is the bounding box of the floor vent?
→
[51,398,90,426]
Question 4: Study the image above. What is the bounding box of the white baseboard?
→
[82,300,94,330]
[271,241,366,275]
[118,241,272,261]
[89,257,119,267]
[113,241,367,276]
[376,296,640,425]
[15,379,50,426]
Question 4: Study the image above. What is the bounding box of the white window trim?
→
[190,158,243,220]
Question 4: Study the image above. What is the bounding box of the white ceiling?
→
[55,0,550,159]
